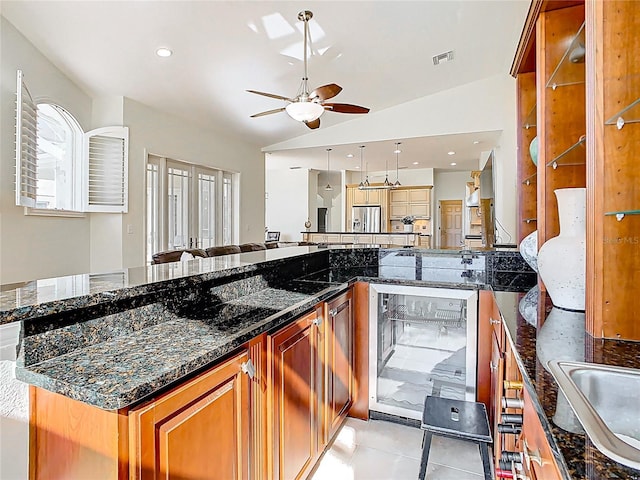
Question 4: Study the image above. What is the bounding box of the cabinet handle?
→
[329,308,337,317]
[313,316,323,327]
[490,361,498,372]
[490,317,501,325]
[523,439,545,469]
[504,380,523,390]
[241,359,256,380]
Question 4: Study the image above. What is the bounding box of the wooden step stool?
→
[418,396,493,480]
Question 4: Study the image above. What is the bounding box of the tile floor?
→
[310,417,487,480]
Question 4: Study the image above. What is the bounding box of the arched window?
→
[35,103,83,210]
[15,70,129,214]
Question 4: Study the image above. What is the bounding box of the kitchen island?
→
[2,246,638,479]
[301,231,430,247]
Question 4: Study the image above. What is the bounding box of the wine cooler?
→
[368,283,478,420]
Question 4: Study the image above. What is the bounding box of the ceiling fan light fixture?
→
[285,102,325,122]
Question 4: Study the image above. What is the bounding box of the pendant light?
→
[383,149,391,187]
[394,142,402,187]
[358,145,366,189]
[324,148,333,191]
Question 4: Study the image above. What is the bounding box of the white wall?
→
[347,168,434,187]
[266,168,314,242]
[266,74,518,238]
[433,170,472,248]
[0,17,92,284]
[316,170,343,232]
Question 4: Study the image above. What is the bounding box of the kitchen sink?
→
[548,360,640,470]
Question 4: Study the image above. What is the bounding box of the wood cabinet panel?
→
[129,351,251,480]
[390,203,409,219]
[350,282,370,420]
[522,388,563,480]
[409,188,430,204]
[324,291,354,442]
[390,189,409,203]
[268,306,323,480]
[29,387,126,480]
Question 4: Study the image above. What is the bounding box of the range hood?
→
[466,189,479,207]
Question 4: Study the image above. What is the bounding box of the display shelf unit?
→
[522,173,537,186]
[604,210,640,221]
[546,136,586,168]
[605,97,640,129]
[546,21,586,89]
[523,104,537,129]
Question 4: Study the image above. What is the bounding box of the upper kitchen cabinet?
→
[512,0,640,340]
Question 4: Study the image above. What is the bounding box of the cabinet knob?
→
[504,380,523,390]
[490,317,501,325]
[329,308,337,317]
[313,316,323,327]
[240,359,256,380]
[490,361,498,372]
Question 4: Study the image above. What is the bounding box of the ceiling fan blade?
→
[304,118,321,129]
[246,90,293,102]
[323,103,370,114]
[310,83,342,101]
[250,107,286,118]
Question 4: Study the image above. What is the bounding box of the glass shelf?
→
[521,173,537,186]
[546,22,586,90]
[522,218,537,224]
[522,104,537,129]
[605,97,640,129]
[546,136,586,169]
[604,210,640,221]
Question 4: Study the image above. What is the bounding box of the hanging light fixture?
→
[358,146,366,189]
[383,149,392,187]
[324,148,333,191]
[394,142,402,187]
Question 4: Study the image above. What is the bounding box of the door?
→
[324,292,354,442]
[440,200,463,249]
[269,306,323,480]
[129,350,252,480]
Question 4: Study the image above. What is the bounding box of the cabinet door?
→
[269,306,323,480]
[390,189,409,203]
[409,188,430,203]
[326,234,341,243]
[324,291,354,442]
[353,188,368,205]
[522,388,563,480]
[390,203,409,219]
[490,331,505,468]
[367,189,382,206]
[129,350,251,480]
[411,203,430,218]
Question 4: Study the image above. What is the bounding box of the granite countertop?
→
[16,281,346,410]
[495,289,640,480]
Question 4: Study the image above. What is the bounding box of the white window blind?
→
[84,127,129,213]
[15,70,38,208]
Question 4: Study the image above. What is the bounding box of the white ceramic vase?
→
[537,188,586,311]
[519,230,538,273]
[536,307,585,434]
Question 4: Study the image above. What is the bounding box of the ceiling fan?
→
[247,10,369,129]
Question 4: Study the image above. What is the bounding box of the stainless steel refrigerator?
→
[352,205,381,232]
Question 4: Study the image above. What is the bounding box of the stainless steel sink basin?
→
[548,361,640,469]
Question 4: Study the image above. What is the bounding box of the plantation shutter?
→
[83,126,129,213]
[15,70,38,207]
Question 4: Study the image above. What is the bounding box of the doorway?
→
[440,200,463,249]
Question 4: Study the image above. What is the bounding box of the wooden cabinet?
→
[521,388,563,480]
[350,281,370,420]
[129,350,253,480]
[323,291,354,442]
[268,306,324,480]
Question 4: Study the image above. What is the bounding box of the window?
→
[146,155,237,263]
[15,70,128,214]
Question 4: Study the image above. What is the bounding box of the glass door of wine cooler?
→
[368,284,478,420]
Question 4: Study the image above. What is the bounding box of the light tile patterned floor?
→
[309,417,486,480]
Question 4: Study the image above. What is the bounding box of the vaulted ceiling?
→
[2,1,529,169]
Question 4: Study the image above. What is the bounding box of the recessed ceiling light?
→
[156,47,173,57]
[355,165,360,169]
[447,151,456,156]
[413,162,419,165]
[394,149,402,154]
[347,154,354,158]
[450,162,457,166]
[473,140,480,145]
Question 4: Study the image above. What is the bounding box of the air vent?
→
[433,50,455,65]
[289,166,301,170]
